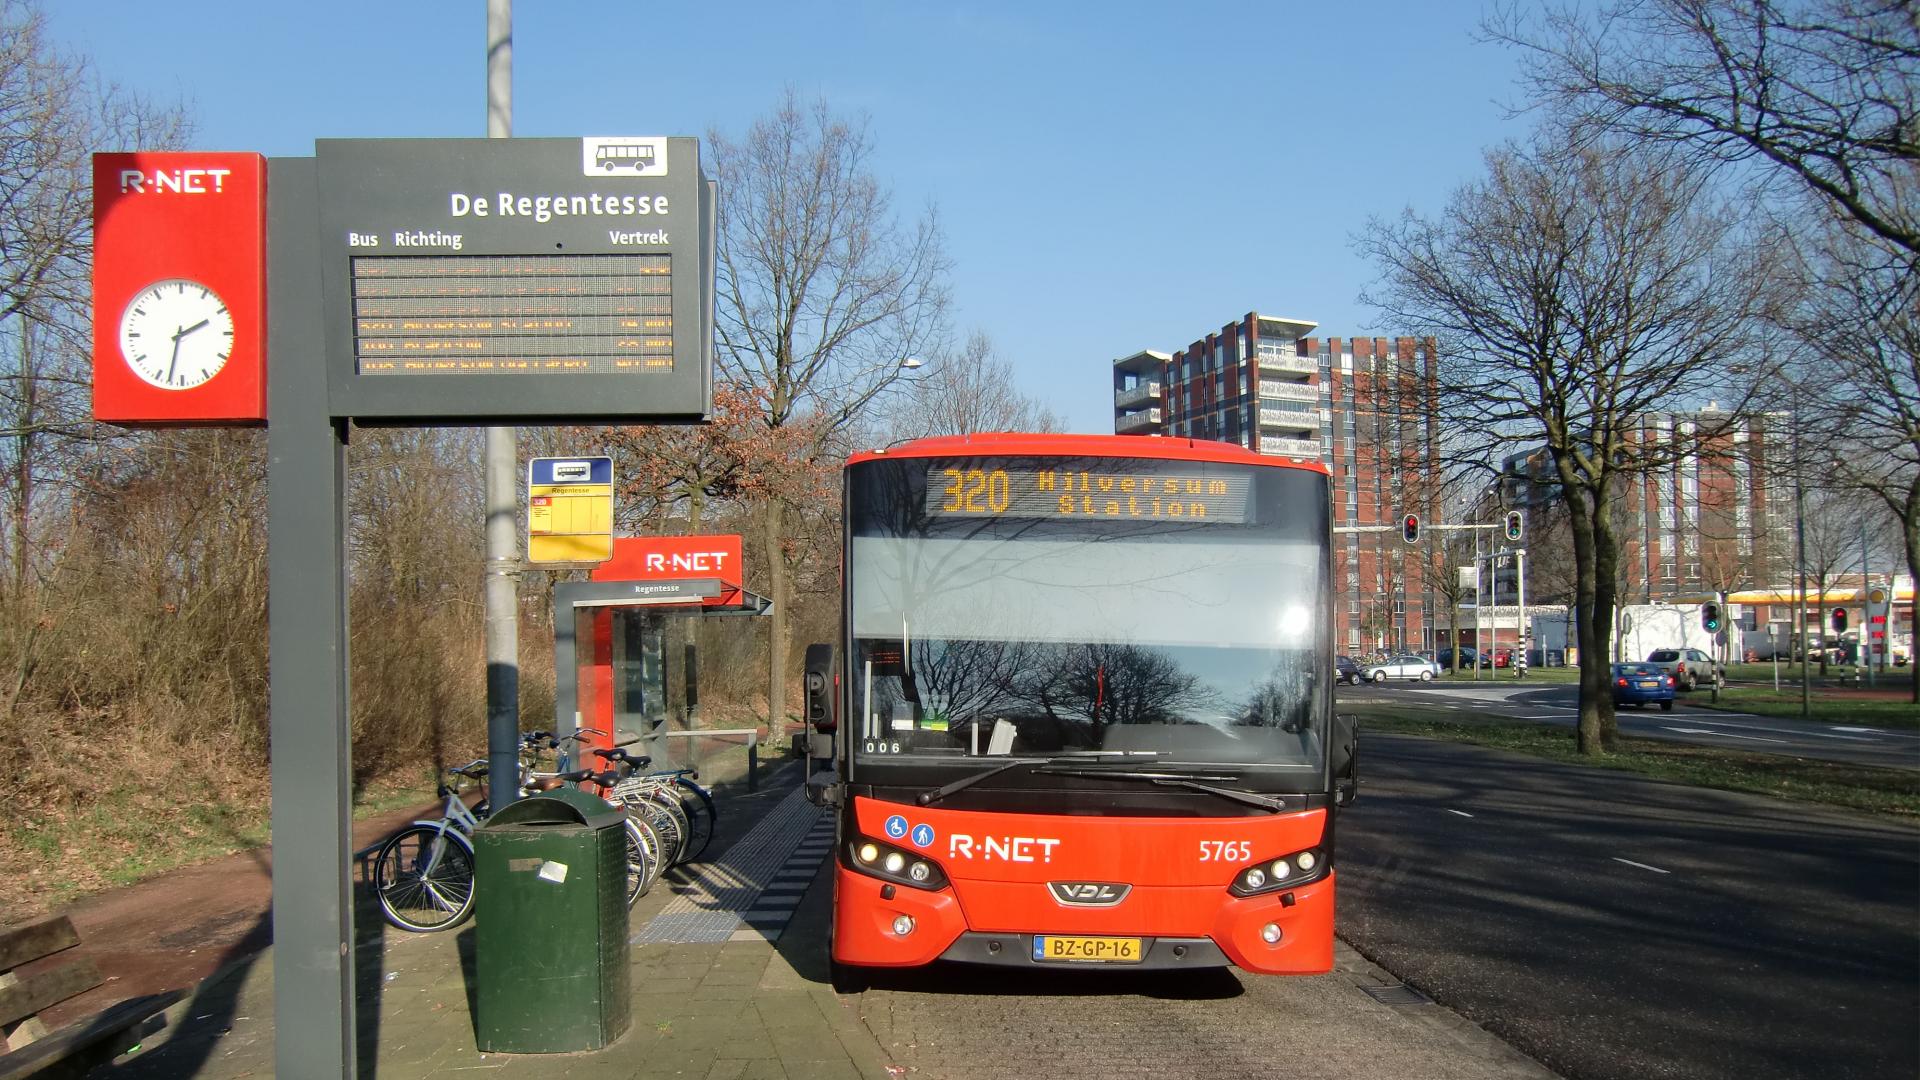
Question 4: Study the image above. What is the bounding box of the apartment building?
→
[1501,407,1792,603]
[1112,312,1441,654]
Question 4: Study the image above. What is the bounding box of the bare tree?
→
[0,0,187,710]
[1779,208,1920,691]
[1488,0,1919,261]
[884,331,1061,442]
[1358,132,1776,753]
[709,90,952,724]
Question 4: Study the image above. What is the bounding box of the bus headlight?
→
[1230,847,1328,897]
[845,836,949,891]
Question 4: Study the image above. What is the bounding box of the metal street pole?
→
[1791,387,1811,722]
[1474,530,1484,682]
[1516,546,1527,678]
[1862,522,1874,687]
[484,0,523,806]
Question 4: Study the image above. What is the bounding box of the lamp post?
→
[1789,383,1811,722]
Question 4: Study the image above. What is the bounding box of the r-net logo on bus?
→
[581,136,668,177]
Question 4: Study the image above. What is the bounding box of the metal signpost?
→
[97,135,715,1078]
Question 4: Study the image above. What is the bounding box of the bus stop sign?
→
[528,456,614,565]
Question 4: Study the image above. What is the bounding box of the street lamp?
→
[1789,382,1811,722]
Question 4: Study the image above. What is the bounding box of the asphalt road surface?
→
[1336,732,1920,1080]
[1341,680,1920,770]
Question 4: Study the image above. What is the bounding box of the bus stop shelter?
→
[552,535,770,775]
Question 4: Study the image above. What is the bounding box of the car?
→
[1490,648,1513,669]
[1612,662,1677,710]
[1644,647,1723,691]
[1365,654,1441,682]
[1435,647,1481,670]
[1335,655,1362,684]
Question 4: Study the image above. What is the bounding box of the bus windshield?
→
[846,455,1330,773]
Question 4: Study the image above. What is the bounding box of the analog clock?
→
[117,278,235,390]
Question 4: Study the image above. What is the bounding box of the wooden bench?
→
[0,915,183,1080]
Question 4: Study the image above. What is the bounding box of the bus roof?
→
[847,432,1330,474]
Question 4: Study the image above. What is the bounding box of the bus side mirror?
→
[804,643,835,733]
[1332,713,1359,806]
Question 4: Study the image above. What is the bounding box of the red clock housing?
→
[92,151,266,424]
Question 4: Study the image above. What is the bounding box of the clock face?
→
[117,279,235,390]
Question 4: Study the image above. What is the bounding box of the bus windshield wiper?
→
[1033,767,1292,813]
[916,753,1157,806]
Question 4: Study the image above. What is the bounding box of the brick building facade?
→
[1113,312,1440,654]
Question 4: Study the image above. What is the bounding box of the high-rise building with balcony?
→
[1112,312,1441,654]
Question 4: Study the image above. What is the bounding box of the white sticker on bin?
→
[538,860,569,884]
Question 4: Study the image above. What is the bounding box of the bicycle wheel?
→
[638,788,691,865]
[623,815,662,904]
[373,824,476,933]
[673,776,717,861]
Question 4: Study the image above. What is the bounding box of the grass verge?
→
[1691,688,1920,729]
[5,772,440,918]
[1354,705,1920,819]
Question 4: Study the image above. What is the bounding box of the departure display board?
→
[351,253,672,375]
[923,462,1254,523]
[314,137,712,424]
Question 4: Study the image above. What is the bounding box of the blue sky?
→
[51,1,1531,434]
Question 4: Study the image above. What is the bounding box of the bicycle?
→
[519,730,668,897]
[527,728,716,865]
[371,748,662,934]
[594,748,716,864]
[370,760,487,933]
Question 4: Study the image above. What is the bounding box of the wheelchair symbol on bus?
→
[884,815,909,840]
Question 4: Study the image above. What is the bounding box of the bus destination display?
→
[351,253,670,375]
[924,464,1252,523]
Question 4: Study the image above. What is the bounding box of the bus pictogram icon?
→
[582,136,668,177]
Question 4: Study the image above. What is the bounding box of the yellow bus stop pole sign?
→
[527,456,614,564]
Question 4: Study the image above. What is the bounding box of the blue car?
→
[1612,662,1676,710]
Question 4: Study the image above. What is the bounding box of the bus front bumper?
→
[831,865,1335,975]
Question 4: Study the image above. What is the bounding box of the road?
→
[1339,680,1920,770]
[74,749,1917,1080]
[1337,732,1920,1080]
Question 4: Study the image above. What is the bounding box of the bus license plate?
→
[1033,935,1143,963]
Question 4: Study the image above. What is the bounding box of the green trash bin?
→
[472,786,631,1053]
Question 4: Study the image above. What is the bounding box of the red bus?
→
[804,433,1355,987]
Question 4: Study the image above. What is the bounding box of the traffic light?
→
[1831,607,1848,633]
[1402,513,1419,545]
[1701,601,1722,632]
[1503,510,1523,542]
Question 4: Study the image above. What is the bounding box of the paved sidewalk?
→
[97,915,891,1079]
[78,760,885,1079]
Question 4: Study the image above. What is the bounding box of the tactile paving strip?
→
[632,784,828,944]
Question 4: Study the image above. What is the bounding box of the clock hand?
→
[175,318,211,339]
[166,333,183,383]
